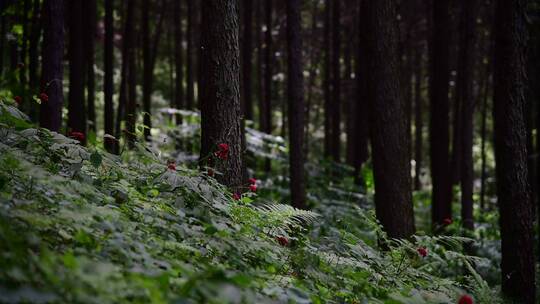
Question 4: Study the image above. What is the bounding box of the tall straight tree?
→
[242,0,253,121]
[330,0,341,161]
[323,0,331,157]
[186,0,194,110]
[84,0,97,133]
[141,0,165,140]
[103,0,115,152]
[121,0,138,147]
[67,0,86,142]
[352,0,369,182]
[39,0,64,132]
[261,0,272,171]
[365,0,415,239]
[493,0,535,301]
[429,0,452,227]
[173,0,184,125]
[28,0,42,122]
[413,45,423,190]
[286,0,306,210]
[200,0,243,188]
[457,0,478,230]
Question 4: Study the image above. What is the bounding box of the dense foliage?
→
[0,100,500,303]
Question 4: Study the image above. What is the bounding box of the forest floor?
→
[0,101,501,303]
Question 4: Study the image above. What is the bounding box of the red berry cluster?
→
[167,160,176,171]
[68,131,85,142]
[417,247,428,258]
[248,178,257,192]
[39,92,48,103]
[276,236,289,247]
[215,143,229,160]
[458,294,473,304]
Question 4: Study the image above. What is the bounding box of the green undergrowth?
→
[0,100,498,303]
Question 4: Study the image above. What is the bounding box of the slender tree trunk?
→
[330,0,341,161]
[353,0,369,184]
[20,0,29,89]
[104,0,115,152]
[365,0,415,239]
[493,0,535,301]
[0,16,4,75]
[255,0,263,129]
[286,0,307,210]
[414,44,423,191]
[242,0,253,121]
[186,0,194,110]
[142,0,152,140]
[323,0,331,158]
[174,0,184,125]
[200,0,243,189]
[458,0,478,231]
[262,0,272,172]
[39,0,64,132]
[123,0,137,148]
[28,0,41,122]
[479,68,489,210]
[84,0,97,133]
[429,0,452,227]
[67,0,87,143]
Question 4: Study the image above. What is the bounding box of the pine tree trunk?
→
[174,0,184,125]
[262,0,272,172]
[186,0,194,110]
[242,0,253,121]
[200,0,243,189]
[414,45,423,191]
[365,0,415,239]
[28,0,41,122]
[286,0,307,210]
[39,0,64,132]
[330,0,341,162]
[123,0,137,148]
[353,0,369,184]
[458,0,478,231]
[323,0,331,158]
[84,0,97,133]
[429,0,452,227]
[104,0,115,153]
[493,0,536,301]
[67,0,87,143]
[142,0,152,140]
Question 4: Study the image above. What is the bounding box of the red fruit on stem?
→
[207,168,214,177]
[14,96,22,104]
[276,236,289,247]
[233,193,241,201]
[248,178,256,185]
[249,184,257,192]
[457,294,474,304]
[417,247,428,258]
[39,92,48,102]
[443,218,452,226]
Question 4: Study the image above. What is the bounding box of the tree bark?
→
[353,0,369,183]
[365,0,415,239]
[67,0,87,143]
[323,0,331,158]
[493,0,536,302]
[39,0,64,132]
[286,0,307,210]
[261,0,272,172]
[84,0,97,133]
[174,0,184,125]
[414,44,423,191]
[242,0,253,121]
[123,0,138,148]
[457,0,478,231]
[429,0,452,227]
[28,0,41,122]
[200,0,243,189]
[186,0,194,110]
[104,0,115,152]
[330,0,341,162]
